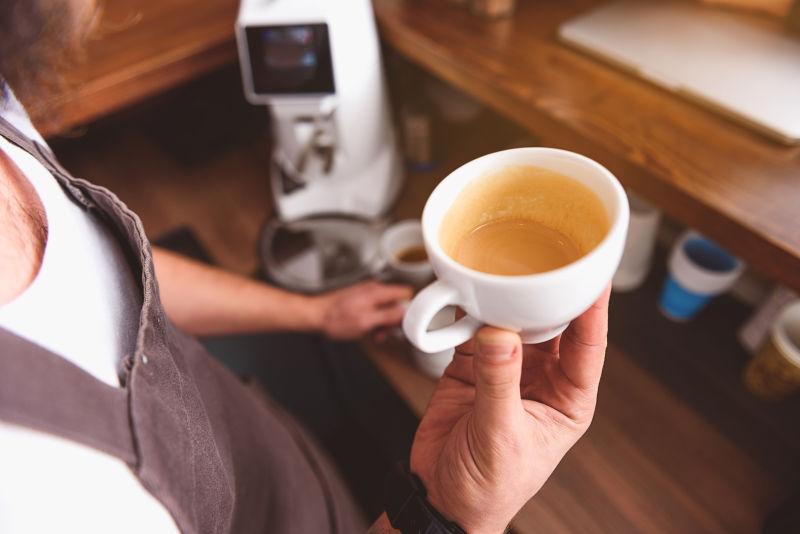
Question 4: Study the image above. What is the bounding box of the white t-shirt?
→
[0,87,178,533]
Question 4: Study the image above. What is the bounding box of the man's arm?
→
[152,247,410,338]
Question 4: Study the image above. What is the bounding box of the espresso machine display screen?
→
[246,24,335,95]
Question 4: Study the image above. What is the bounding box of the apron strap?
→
[0,328,138,465]
[0,114,40,154]
[0,116,139,465]
[0,115,98,210]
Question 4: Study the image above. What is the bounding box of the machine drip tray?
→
[261,214,385,293]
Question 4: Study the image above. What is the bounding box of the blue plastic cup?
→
[659,232,743,322]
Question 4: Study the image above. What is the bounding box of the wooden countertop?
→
[373,0,800,293]
[30,0,238,137]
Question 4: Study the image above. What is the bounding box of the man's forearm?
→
[152,247,323,336]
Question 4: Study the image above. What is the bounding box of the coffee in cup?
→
[440,165,609,275]
[395,245,428,264]
[403,148,629,354]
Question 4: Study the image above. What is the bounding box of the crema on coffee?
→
[439,165,610,275]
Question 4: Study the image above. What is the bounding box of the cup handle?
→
[403,280,482,353]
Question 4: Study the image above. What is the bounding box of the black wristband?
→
[383,462,467,534]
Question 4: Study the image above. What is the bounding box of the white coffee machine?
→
[236,0,404,291]
[236,0,402,221]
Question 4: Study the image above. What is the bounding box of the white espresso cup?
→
[379,220,434,288]
[402,148,629,353]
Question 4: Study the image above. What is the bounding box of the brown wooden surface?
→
[30,0,238,137]
[362,339,780,534]
[373,0,800,293]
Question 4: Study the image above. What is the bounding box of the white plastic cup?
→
[612,193,661,292]
[659,231,743,321]
[411,307,457,378]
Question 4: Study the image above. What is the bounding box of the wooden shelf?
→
[30,0,238,137]
[373,0,800,293]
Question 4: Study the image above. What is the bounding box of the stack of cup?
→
[411,307,457,378]
[612,193,661,292]
[659,231,743,321]
[744,301,800,400]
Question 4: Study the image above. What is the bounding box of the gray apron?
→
[0,116,365,533]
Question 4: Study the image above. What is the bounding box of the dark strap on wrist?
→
[383,462,467,534]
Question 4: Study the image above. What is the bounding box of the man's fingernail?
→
[477,340,515,361]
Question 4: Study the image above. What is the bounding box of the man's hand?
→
[313,280,412,340]
[409,286,610,534]
[152,248,411,338]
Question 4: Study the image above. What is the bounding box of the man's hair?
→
[0,0,77,112]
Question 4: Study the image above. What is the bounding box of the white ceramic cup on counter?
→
[402,147,629,354]
[379,220,434,288]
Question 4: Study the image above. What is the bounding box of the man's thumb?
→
[473,327,523,428]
